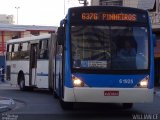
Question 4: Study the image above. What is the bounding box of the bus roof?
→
[69,6,148,13]
[6,34,51,44]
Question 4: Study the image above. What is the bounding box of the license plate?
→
[104,91,119,96]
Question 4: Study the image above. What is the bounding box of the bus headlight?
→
[136,76,149,88]
[139,79,148,87]
[72,75,85,87]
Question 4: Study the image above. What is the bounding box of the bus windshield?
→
[71,26,149,70]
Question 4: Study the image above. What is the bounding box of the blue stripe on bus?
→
[10,72,48,77]
[36,73,48,76]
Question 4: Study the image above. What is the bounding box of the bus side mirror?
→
[152,34,156,47]
[57,27,65,45]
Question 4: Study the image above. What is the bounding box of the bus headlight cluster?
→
[72,75,86,87]
[136,76,149,88]
[139,80,148,87]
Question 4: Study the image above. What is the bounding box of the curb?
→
[0,97,16,113]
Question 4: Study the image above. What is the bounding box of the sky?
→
[0,0,90,26]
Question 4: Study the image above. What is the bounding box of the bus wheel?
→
[60,99,73,110]
[19,76,26,91]
[122,103,133,109]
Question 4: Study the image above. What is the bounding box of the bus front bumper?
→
[63,87,154,103]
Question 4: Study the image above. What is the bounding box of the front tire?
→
[58,75,73,110]
[60,99,73,110]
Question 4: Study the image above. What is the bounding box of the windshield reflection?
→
[71,26,149,70]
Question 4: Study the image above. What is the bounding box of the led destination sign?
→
[81,13,137,21]
[70,7,148,25]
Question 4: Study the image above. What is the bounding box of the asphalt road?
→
[0,84,160,120]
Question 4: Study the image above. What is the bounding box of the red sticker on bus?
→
[104,91,119,96]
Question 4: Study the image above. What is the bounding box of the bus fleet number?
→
[119,79,133,84]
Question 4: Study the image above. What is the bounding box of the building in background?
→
[0,24,57,55]
[0,14,14,24]
[91,0,123,6]
[91,0,160,86]
[0,24,57,69]
[91,0,159,32]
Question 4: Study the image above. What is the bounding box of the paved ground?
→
[0,81,160,120]
[0,81,16,113]
[0,97,15,113]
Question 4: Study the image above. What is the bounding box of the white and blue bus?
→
[6,34,56,90]
[54,6,155,109]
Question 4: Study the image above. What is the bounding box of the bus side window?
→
[12,44,19,60]
[39,40,42,59]
[18,43,23,51]
[43,39,48,59]
[7,45,9,52]
[11,44,14,52]
[6,44,12,60]
[21,42,29,59]
[39,39,48,59]
[11,44,15,60]
[18,43,23,59]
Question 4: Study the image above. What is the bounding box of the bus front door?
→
[29,44,38,86]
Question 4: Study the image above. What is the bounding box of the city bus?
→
[54,6,155,109]
[6,34,56,90]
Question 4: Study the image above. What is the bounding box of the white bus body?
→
[6,34,56,90]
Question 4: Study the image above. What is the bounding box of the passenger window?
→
[6,44,12,60]
[11,44,14,52]
[18,43,23,51]
[22,43,28,51]
[39,39,48,59]
[20,42,29,59]
[14,44,19,52]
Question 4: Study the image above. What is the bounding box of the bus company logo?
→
[104,91,119,96]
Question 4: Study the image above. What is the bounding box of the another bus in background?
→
[6,34,56,90]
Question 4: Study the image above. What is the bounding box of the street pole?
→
[15,7,20,24]
[64,0,65,15]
